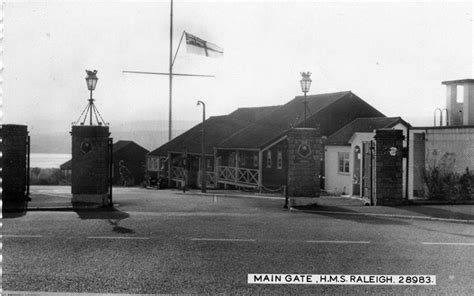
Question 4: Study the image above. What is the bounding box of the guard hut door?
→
[362,141,375,205]
[352,145,361,196]
[108,137,113,206]
[26,135,31,199]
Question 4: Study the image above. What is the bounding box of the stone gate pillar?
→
[71,125,110,206]
[374,129,405,205]
[287,128,321,206]
[0,124,29,210]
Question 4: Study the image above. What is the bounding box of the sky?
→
[2,0,473,136]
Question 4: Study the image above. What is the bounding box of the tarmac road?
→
[2,187,474,295]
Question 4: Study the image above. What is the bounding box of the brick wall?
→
[0,124,28,201]
[374,129,404,205]
[287,128,321,197]
[71,126,110,198]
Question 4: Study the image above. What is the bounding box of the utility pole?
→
[169,0,173,140]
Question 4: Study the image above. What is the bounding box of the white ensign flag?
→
[185,32,224,58]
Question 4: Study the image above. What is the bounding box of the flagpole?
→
[168,0,173,141]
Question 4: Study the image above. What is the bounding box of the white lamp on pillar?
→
[300,72,312,127]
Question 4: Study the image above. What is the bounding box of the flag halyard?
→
[185,32,223,58]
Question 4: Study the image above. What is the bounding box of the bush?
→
[424,167,474,201]
[30,168,61,185]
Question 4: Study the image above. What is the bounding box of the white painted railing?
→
[217,166,259,187]
[170,166,185,181]
[207,171,217,187]
[197,171,217,188]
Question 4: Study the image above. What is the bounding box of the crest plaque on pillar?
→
[297,142,312,158]
[80,140,92,154]
[388,146,398,156]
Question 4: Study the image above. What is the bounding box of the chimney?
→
[442,79,474,126]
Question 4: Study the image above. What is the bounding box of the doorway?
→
[361,141,375,205]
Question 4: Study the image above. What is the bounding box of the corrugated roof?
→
[218,91,353,149]
[325,117,408,145]
[148,106,280,156]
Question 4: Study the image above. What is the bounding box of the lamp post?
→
[197,100,206,193]
[300,72,312,127]
[85,70,99,126]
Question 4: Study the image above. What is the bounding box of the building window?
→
[338,152,349,173]
[148,158,153,170]
[266,151,272,168]
[154,158,159,170]
[253,155,258,168]
[239,153,246,167]
[457,85,464,103]
[206,158,212,170]
[277,150,283,169]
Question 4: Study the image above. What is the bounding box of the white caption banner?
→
[248,274,436,285]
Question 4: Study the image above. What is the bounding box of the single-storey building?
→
[150,91,386,193]
[324,117,410,197]
[214,91,385,190]
[112,140,149,186]
[147,106,280,188]
[149,78,474,204]
[60,140,149,186]
[59,159,72,184]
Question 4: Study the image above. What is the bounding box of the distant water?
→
[30,153,71,168]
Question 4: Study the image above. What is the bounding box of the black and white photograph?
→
[1,0,473,295]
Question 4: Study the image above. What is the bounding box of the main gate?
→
[108,137,113,206]
[361,141,375,205]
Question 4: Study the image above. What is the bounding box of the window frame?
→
[337,152,350,174]
[266,150,272,168]
[277,150,283,169]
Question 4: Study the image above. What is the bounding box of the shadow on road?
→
[398,206,474,221]
[108,219,135,234]
[413,224,474,238]
[73,204,130,220]
[295,205,410,225]
[73,205,135,234]
[2,200,29,219]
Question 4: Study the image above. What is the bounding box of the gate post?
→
[374,129,405,206]
[108,137,113,206]
[71,125,111,206]
[0,124,29,211]
[287,127,321,206]
[26,135,31,200]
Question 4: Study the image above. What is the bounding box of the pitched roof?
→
[325,117,409,145]
[60,159,71,170]
[113,140,133,153]
[60,141,148,169]
[113,140,149,154]
[148,106,280,156]
[227,105,281,122]
[218,91,357,149]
